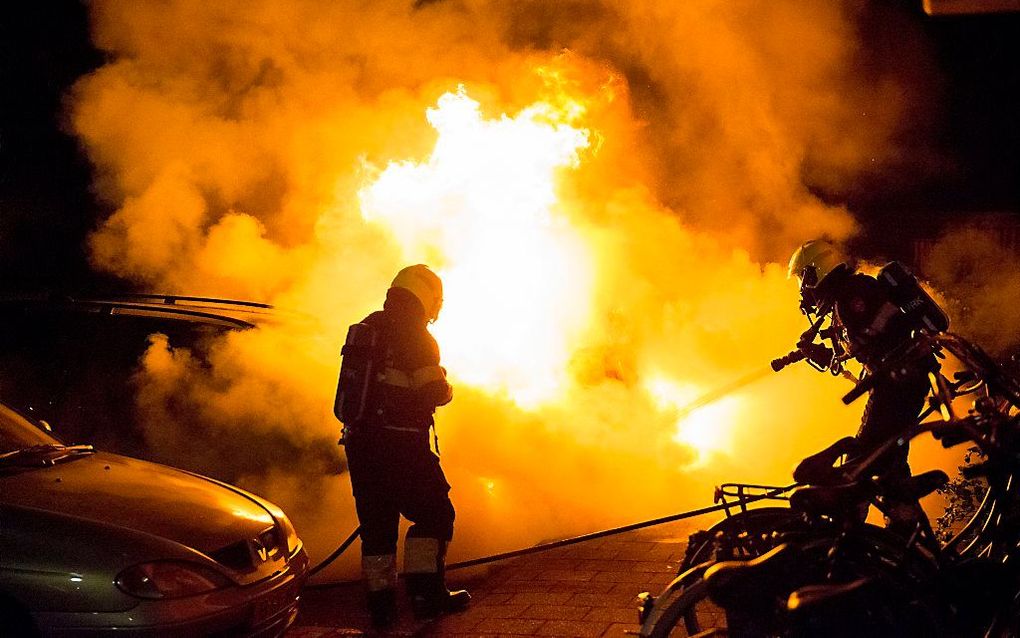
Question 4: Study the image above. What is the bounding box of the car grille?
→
[210,526,282,572]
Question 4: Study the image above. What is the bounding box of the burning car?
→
[0,400,309,636]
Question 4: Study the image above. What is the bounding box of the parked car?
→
[0,399,309,636]
[0,294,276,459]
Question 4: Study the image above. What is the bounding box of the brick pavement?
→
[288,517,708,637]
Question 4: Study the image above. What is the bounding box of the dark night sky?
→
[0,1,1017,293]
[845,2,1020,253]
[0,1,104,292]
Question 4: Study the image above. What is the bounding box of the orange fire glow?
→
[359,85,751,463]
[645,376,741,466]
[71,0,924,572]
[359,86,596,407]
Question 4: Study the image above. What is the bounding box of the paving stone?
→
[423,612,484,633]
[492,581,555,594]
[508,592,575,606]
[517,604,592,621]
[535,569,597,582]
[603,541,659,553]
[574,559,656,573]
[473,618,547,635]
[592,570,667,584]
[506,568,545,581]
[469,604,532,620]
[534,620,611,637]
[566,591,643,607]
[608,582,653,596]
[626,561,677,573]
[475,593,518,606]
[582,607,640,623]
[559,548,621,560]
[611,547,676,561]
[516,558,579,571]
[601,622,640,637]
[544,581,616,594]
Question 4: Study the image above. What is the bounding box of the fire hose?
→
[306,485,792,587]
[307,362,795,585]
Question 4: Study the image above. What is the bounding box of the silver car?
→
[0,402,309,636]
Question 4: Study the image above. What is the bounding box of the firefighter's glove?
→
[800,342,834,370]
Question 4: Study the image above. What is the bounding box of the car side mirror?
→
[38,420,53,432]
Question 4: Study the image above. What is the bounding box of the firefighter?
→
[787,240,937,533]
[337,264,469,627]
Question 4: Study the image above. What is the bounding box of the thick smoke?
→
[70,0,938,576]
[922,221,1020,356]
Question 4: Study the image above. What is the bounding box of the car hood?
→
[1,451,276,554]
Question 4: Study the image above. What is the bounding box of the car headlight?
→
[276,514,300,556]
[115,561,231,599]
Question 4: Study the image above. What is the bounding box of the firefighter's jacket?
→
[357,290,452,433]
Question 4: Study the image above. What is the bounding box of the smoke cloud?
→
[922,221,1020,356]
[69,0,940,577]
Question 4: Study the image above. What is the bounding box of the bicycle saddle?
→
[790,469,948,520]
[793,436,859,485]
[789,481,865,519]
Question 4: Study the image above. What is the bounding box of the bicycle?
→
[639,423,950,637]
[637,331,1020,637]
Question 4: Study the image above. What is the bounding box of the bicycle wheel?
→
[681,506,805,572]
[642,572,726,638]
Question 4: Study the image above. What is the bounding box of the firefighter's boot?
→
[405,574,471,618]
[367,588,397,628]
[363,554,398,628]
[404,537,471,619]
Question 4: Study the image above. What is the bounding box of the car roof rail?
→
[94,293,272,309]
[0,293,278,331]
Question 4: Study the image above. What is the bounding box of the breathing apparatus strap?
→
[860,301,900,342]
[804,298,834,327]
[378,365,447,389]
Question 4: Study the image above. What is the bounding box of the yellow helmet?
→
[391,264,444,322]
[787,240,847,290]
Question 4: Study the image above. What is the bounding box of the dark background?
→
[1,1,1017,293]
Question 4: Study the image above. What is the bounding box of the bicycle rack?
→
[714,482,796,518]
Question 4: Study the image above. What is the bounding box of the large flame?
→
[359,87,596,407]
[646,375,742,467]
[358,86,747,463]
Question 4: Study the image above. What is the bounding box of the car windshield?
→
[0,402,62,454]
